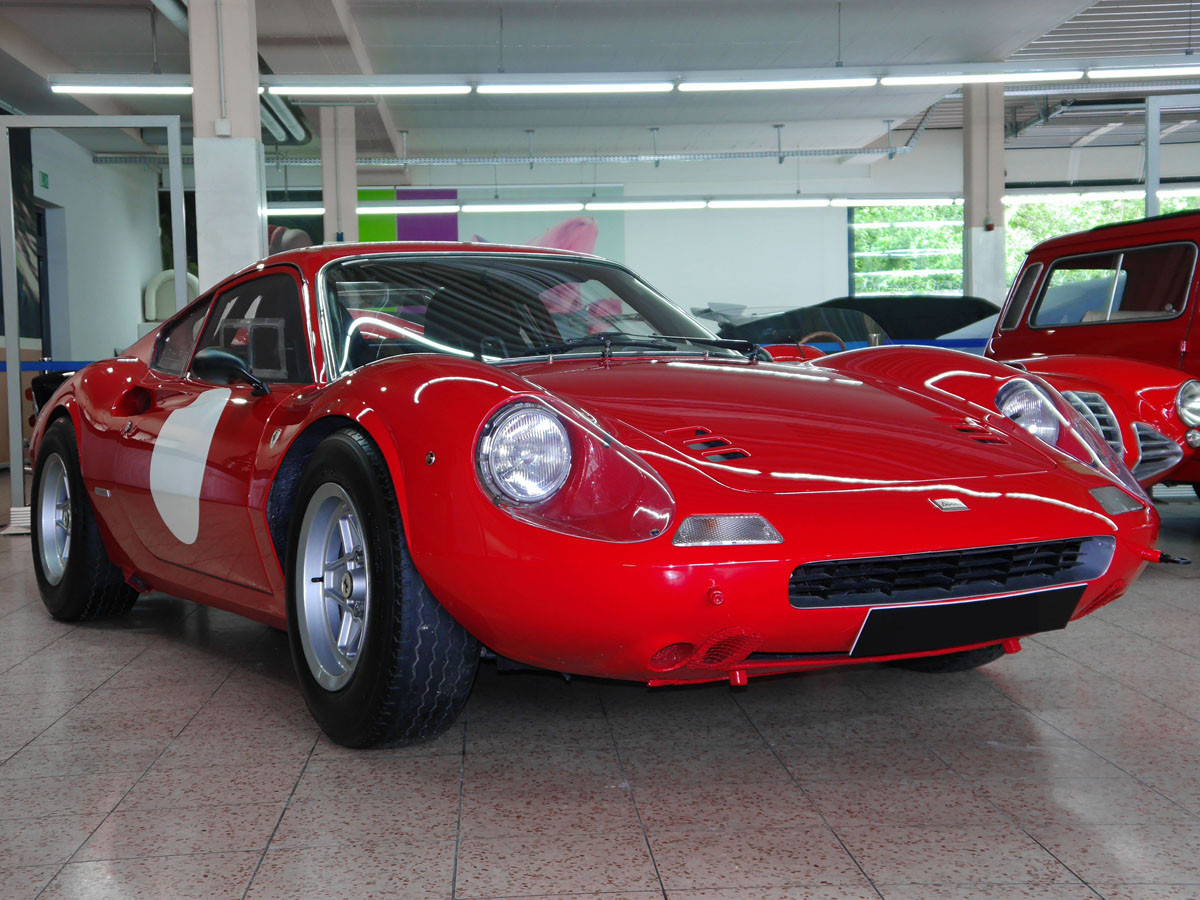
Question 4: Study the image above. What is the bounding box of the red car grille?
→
[788,537,1114,609]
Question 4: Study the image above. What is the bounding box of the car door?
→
[112,268,315,593]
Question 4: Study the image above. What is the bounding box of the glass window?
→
[999,263,1042,331]
[193,273,313,383]
[323,256,723,375]
[151,300,209,375]
[1031,243,1196,327]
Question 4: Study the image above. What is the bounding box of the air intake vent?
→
[788,537,1115,609]
[1063,391,1123,453]
[1132,422,1183,480]
[705,450,749,461]
[948,418,1008,444]
[693,629,761,667]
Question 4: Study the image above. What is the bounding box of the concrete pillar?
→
[188,0,267,290]
[320,107,358,243]
[962,83,1006,304]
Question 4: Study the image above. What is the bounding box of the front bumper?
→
[413,473,1158,684]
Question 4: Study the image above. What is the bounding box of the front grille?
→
[1063,391,1123,454]
[1132,422,1183,481]
[788,537,1115,609]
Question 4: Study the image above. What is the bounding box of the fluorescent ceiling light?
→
[831,197,960,207]
[476,82,674,95]
[585,200,707,211]
[268,84,470,96]
[1088,65,1200,80]
[461,202,586,213]
[266,207,325,216]
[358,204,461,215]
[708,198,832,209]
[679,77,876,92]
[881,71,1083,86]
[51,84,193,95]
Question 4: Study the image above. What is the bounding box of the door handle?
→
[122,421,133,436]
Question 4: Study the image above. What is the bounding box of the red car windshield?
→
[321,254,729,374]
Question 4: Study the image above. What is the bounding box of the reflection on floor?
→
[1,502,1200,899]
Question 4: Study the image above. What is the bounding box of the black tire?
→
[892,644,1006,673]
[31,418,138,621]
[285,427,479,748]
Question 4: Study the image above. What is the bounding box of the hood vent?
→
[943,417,1008,445]
[667,425,751,463]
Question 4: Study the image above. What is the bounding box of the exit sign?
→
[39,171,49,189]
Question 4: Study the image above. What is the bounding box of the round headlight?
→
[996,379,1060,445]
[478,403,572,504]
[1178,380,1200,427]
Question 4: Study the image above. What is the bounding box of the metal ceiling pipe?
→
[148,0,189,33]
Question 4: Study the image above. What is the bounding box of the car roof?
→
[229,241,598,280]
[1029,209,1200,255]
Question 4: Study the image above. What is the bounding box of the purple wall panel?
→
[395,188,459,242]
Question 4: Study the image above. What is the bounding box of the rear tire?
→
[31,418,137,621]
[285,427,479,747]
[892,644,1006,673]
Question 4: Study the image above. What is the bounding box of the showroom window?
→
[848,204,964,295]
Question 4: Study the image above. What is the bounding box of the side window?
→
[151,300,210,375]
[1031,243,1197,327]
[999,263,1042,331]
[193,273,313,384]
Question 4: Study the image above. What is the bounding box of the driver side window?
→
[192,273,313,384]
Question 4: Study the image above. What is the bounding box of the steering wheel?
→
[797,330,848,352]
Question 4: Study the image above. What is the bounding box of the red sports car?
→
[30,243,1164,747]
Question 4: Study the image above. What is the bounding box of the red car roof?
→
[1029,209,1200,255]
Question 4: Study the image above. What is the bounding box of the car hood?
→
[509,357,1058,494]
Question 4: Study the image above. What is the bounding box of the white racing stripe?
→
[149,388,231,544]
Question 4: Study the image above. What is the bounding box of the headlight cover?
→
[475,396,675,542]
[477,403,571,503]
[995,376,1148,503]
[1177,380,1200,426]
[996,379,1060,445]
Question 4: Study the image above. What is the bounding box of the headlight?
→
[477,402,572,503]
[1177,380,1200,426]
[996,379,1060,444]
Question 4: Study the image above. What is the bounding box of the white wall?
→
[624,206,849,314]
[31,129,162,360]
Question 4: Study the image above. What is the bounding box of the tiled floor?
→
[1,502,1200,900]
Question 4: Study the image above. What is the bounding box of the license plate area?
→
[849,585,1086,658]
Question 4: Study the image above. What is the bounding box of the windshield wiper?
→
[526,332,681,357]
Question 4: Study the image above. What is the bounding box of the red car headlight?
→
[475,397,675,542]
[997,376,1148,502]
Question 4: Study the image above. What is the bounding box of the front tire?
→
[286,428,479,747]
[892,644,1006,673]
[31,418,137,621]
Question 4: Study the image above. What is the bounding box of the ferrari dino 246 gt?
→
[30,243,1166,746]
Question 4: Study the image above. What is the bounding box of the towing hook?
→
[1137,547,1192,565]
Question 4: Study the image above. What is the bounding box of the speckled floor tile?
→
[619,745,792,787]
[462,748,625,793]
[39,851,260,899]
[73,802,284,861]
[1028,824,1200,883]
[460,783,640,837]
[1092,884,1200,899]
[245,842,455,899]
[0,738,165,777]
[118,761,303,810]
[271,796,460,846]
[0,771,138,819]
[877,886,1099,899]
[931,737,1128,780]
[290,755,460,803]
[0,865,59,900]
[973,777,1198,826]
[631,779,824,832]
[803,776,1010,826]
[667,889,881,900]
[649,825,865,889]
[0,813,105,867]
[455,831,659,896]
[835,824,1083,884]
[776,740,954,781]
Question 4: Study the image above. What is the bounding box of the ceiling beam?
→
[329,0,409,172]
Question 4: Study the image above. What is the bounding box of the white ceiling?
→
[2,0,1197,158]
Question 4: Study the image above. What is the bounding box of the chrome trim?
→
[1062,390,1123,455]
[1132,421,1185,481]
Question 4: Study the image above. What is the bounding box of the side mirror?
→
[191,347,270,395]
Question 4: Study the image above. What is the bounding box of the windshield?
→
[322,254,731,375]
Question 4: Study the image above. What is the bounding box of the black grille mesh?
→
[789,537,1112,608]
